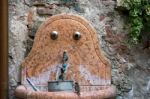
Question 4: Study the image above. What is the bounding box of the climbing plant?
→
[122,0,150,45]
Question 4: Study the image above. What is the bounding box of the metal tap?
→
[57,51,68,81]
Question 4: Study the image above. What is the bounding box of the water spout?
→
[56,51,69,81]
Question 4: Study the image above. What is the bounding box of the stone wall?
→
[9,0,150,99]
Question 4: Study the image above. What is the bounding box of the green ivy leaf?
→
[119,0,150,45]
[145,5,150,15]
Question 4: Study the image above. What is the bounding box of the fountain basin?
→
[48,80,74,92]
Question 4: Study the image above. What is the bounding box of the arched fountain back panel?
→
[21,14,111,91]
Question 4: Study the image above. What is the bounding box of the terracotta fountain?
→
[15,14,116,99]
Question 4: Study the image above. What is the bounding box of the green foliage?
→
[122,0,150,45]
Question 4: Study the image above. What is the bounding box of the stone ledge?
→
[15,85,116,99]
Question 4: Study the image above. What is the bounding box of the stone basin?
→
[15,85,116,99]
